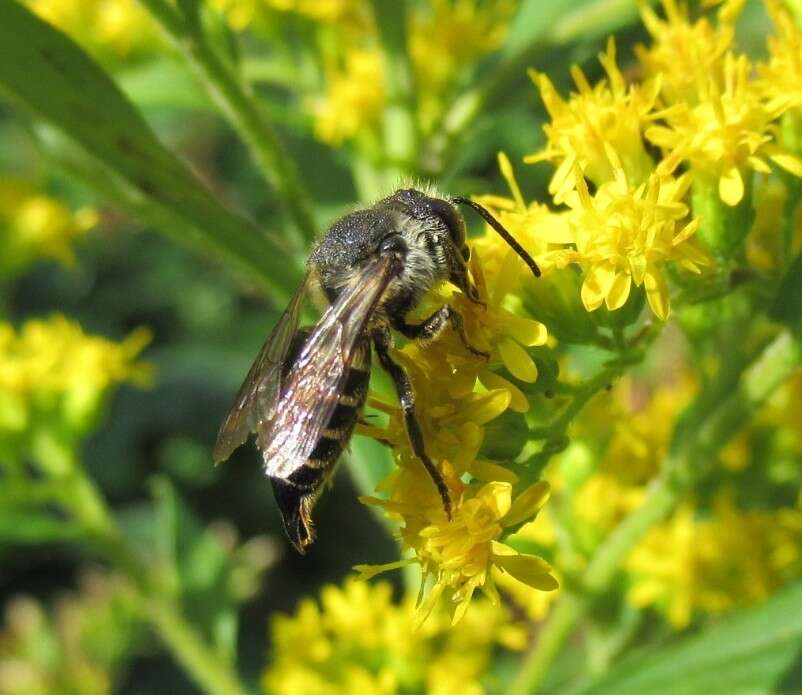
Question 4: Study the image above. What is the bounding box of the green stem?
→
[140,0,317,248]
[146,599,251,695]
[64,471,251,695]
[509,330,801,695]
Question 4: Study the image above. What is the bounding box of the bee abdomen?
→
[271,345,372,553]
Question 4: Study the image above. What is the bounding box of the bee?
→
[213,188,540,553]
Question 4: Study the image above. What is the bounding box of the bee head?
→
[387,188,470,262]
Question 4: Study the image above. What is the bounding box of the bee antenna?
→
[452,196,541,278]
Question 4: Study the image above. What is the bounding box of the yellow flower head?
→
[473,153,574,288]
[758,0,802,120]
[564,163,709,320]
[648,51,802,206]
[263,578,527,694]
[0,183,97,276]
[359,476,556,625]
[528,39,662,201]
[27,0,157,56]
[636,0,740,105]
[0,315,151,449]
[313,48,385,145]
[627,491,802,627]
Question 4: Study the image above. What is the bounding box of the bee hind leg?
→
[373,329,452,519]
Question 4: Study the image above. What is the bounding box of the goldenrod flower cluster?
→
[0,181,97,279]
[343,0,802,622]
[218,0,513,145]
[263,578,526,695]
[0,315,151,465]
[355,243,557,623]
[628,490,802,627]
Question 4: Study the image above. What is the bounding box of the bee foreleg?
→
[373,329,452,518]
[392,305,489,359]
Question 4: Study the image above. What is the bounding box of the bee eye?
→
[428,199,465,247]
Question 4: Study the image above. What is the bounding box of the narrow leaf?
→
[0,1,300,299]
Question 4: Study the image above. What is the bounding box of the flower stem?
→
[509,330,801,695]
[139,0,317,249]
[145,599,251,695]
[64,471,251,695]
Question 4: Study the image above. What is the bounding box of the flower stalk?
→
[65,469,251,695]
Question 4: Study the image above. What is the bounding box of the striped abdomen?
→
[269,336,371,552]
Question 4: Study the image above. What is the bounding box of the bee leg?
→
[373,329,452,518]
[392,305,489,359]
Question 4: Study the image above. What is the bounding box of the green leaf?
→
[0,1,300,300]
[574,582,802,695]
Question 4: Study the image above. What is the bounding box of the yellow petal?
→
[470,460,519,484]
[581,262,617,311]
[719,166,744,206]
[644,267,670,320]
[769,152,802,178]
[493,552,559,591]
[480,370,529,413]
[503,314,548,346]
[498,152,526,209]
[476,481,513,517]
[605,271,632,311]
[498,338,538,383]
[503,480,551,527]
[352,558,414,581]
[462,389,511,424]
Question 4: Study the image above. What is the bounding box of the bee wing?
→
[213,272,312,464]
[260,253,399,479]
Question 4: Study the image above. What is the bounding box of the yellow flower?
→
[0,182,97,276]
[647,50,802,206]
[564,163,710,320]
[636,0,740,106]
[527,39,662,201]
[27,0,157,56]
[627,491,802,627]
[473,153,574,289]
[365,354,511,470]
[313,48,385,145]
[359,476,557,625]
[758,0,802,115]
[0,315,151,453]
[263,578,527,694]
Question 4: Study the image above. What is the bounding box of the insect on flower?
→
[214,188,540,553]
